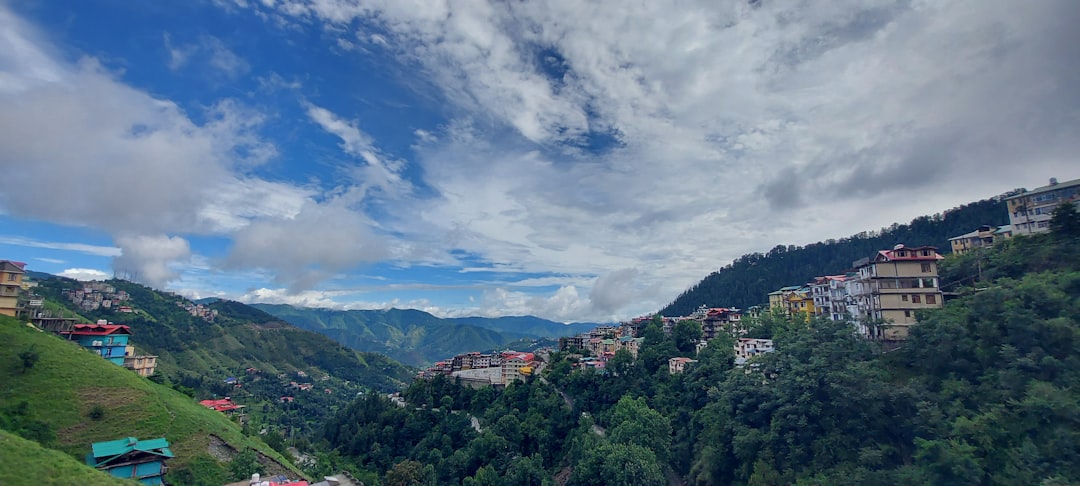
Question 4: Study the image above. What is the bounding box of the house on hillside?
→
[948,225,999,255]
[200,397,245,415]
[0,260,26,317]
[63,322,132,366]
[668,357,697,374]
[86,436,173,485]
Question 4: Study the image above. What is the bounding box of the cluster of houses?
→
[176,299,219,322]
[418,351,540,388]
[62,282,133,313]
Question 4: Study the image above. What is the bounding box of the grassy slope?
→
[0,316,299,482]
[0,429,137,486]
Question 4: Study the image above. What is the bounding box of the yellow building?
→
[0,260,26,317]
[784,290,815,317]
[851,244,944,342]
[948,225,996,255]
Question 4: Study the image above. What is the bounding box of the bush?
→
[88,404,106,421]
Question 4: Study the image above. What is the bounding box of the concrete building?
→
[0,260,25,317]
[734,338,774,360]
[850,244,944,342]
[948,225,998,255]
[1006,177,1080,235]
[668,357,697,374]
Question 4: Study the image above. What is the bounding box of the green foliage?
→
[673,319,702,353]
[229,449,261,481]
[17,345,39,373]
[1050,200,1080,236]
[384,459,436,486]
[87,404,106,421]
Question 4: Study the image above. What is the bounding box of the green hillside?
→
[661,197,1008,315]
[253,305,596,366]
[0,315,299,485]
[0,429,136,486]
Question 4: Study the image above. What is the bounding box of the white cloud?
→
[244,0,1080,320]
[58,268,111,281]
[0,236,121,257]
[162,33,250,79]
[112,234,192,288]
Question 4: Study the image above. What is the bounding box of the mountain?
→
[252,305,598,367]
[31,278,414,391]
[0,314,299,484]
[660,197,1009,316]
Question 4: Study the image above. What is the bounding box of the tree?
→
[1050,200,1080,236]
[17,346,38,373]
[384,460,436,486]
[673,320,703,354]
[229,449,260,481]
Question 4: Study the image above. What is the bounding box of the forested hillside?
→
[309,210,1079,485]
[253,305,597,367]
[661,197,1008,315]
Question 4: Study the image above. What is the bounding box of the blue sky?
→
[1,0,1078,322]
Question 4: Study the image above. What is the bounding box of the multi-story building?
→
[734,338,774,360]
[700,308,743,339]
[668,357,697,374]
[0,260,25,317]
[850,244,944,342]
[64,322,132,366]
[948,225,999,255]
[1006,177,1080,235]
[86,437,173,486]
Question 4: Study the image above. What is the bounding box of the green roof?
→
[88,437,174,466]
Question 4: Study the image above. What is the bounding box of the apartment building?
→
[1006,177,1080,235]
[850,244,944,342]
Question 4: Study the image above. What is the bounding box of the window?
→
[922,250,931,256]
[921,263,932,273]
[5,273,15,281]
[926,294,937,305]
[912,294,921,303]
[904,310,911,318]
[902,294,909,302]
[923,278,936,288]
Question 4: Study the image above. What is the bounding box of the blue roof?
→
[88,437,174,466]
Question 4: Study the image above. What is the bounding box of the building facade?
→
[0,260,25,317]
[850,244,944,342]
[948,225,998,255]
[1006,177,1080,235]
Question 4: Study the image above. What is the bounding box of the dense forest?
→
[310,204,1079,485]
[661,197,1010,316]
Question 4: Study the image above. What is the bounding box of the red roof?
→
[200,398,241,412]
[67,324,132,336]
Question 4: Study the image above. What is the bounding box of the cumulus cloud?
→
[58,268,111,281]
[239,0,1080,320]
[112,235,192,287]
[225,201,390,291]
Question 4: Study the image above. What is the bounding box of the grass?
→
[0,316,301,483]
[0,429,138,486]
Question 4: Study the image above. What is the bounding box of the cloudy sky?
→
[1,0,1077,322]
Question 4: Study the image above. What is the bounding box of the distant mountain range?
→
[252,304,599,367]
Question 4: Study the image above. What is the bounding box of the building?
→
[86,437,173,485]
[1006,177,1080,235]
[0,260,26,317]
[60,320,157,375]
[200,397,245,415]
[500,352,535,384]
[948,225,997,255]
[734,338,775,360]
[64,322,132,366]
[850,244,944,342]
[700,308,743,339]
[668,357,698,374]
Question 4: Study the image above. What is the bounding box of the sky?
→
[1,0,1078,323]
